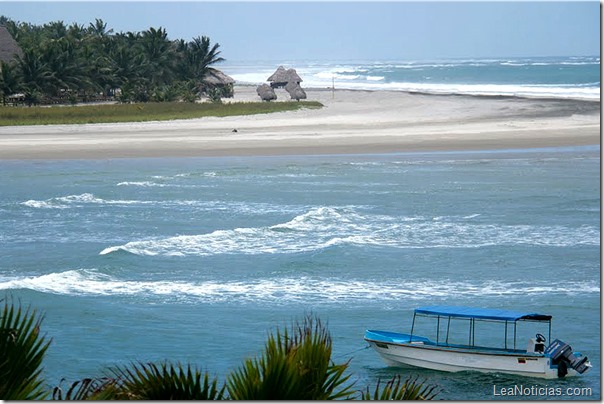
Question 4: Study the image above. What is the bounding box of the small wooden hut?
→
[267,66,302,89]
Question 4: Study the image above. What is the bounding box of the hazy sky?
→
[1,1,600,62]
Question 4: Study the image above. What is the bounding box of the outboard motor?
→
[545,339,591,377]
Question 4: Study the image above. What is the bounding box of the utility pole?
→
[332,76,335,99]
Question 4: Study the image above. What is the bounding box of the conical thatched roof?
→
[285,82,307,101]
[267,66,302,83]
[0,26,23,63]
[204,69,235,85]
[256,83,276,101]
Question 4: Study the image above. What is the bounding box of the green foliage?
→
[0,100,324,126]
[1,15,226,105]
[103,362,226,400]
[207,87,223,103]
[53,362,225,400]
[0,61,21,105]
[227,315,355,400]
[362,375,440,400]
[0,297,51,400]
[23,90,41,106]
[52,377,117,400]
[179,80,199,103]
[150,84,180,103]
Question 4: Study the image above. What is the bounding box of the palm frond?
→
[361,375,440,400]
[0,297,51,400]
[227,314,356,400]
[52,377,119,400]
[107,361,225,400]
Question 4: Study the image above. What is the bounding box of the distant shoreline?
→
[238,82,601,103]
[0,85,599,160]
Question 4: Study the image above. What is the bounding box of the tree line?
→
[0,17,229,105]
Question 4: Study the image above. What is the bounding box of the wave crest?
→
[99,207,599,257]
[0,269,597,302]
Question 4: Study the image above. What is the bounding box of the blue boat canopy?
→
[414,306,552,322]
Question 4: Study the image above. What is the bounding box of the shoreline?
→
[244,83,601,103]
[0,86,599,160]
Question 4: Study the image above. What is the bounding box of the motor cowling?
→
[545,339,591,376]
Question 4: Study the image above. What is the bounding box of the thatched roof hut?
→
[285,82,307,101]
[204,69,235,86]
[0,26,23,64]
[267,66,302,88]
[202,68,235,98]
[256,83,276,101]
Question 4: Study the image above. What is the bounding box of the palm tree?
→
[139,27,175,87]
[67,22,87,41]
[227,315,355,400]
[176,36,225,92]
[43,20,67,40]
[53,362,225,400]
[16,49,55,105]
[88,18,113,38]
[0,297,51,400]
[1,16,235,104]
[107,40,149,86]
[0,61,21,105]
[41,38,91,97]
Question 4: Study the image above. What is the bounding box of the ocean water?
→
[223,56,600,99]
[0,146,599,400]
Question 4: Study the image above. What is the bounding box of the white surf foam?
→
[21,193,150,208]
[21,200,69,209]
[0,269,597,302]
[99,207,600,257]
[117,181,168,187]
[230,60,600,100]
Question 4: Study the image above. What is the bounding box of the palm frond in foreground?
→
[0,297,51,400]
[227,315,355,400]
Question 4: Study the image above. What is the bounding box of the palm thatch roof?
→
[0,26,23,63]
[256,83,277,101]
[285,82,307,101]
[203,68,235,86]
[267,66,302,85]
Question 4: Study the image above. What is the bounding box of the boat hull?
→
[365,330,577,379]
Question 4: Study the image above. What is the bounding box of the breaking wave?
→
[226,57,599,99]
[0,269,597,302]
[116,181,169,187]
[21,193,147,209]
[99,206,599,257]
[19,193,303,215]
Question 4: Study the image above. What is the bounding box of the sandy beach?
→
[0,86,599,160]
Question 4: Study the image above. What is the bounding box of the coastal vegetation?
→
[0,100,323,126]
[1,298,439,400]
[0,16,232,105]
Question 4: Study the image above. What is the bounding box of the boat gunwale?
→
[364,334,547,358]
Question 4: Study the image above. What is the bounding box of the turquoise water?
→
[0,146,600,400]
[225,56,600,99]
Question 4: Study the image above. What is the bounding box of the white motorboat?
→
[365,306,591,379]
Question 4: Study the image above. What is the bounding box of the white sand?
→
[0,86,599,159]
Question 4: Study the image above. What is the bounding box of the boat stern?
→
[545,339,592,377]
